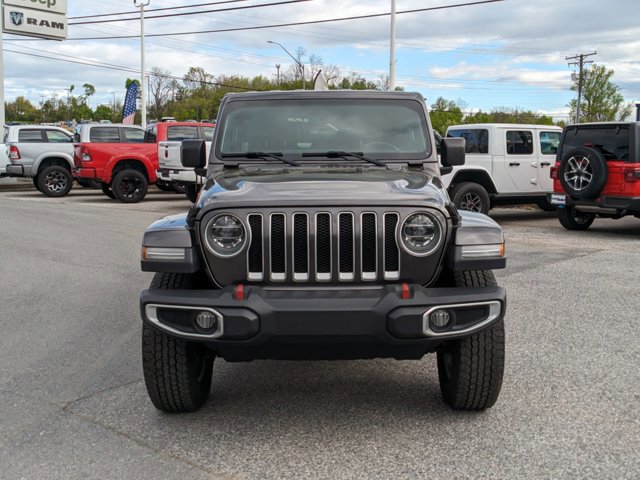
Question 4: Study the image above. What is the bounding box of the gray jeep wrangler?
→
[139,91,507,413]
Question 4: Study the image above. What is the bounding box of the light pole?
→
[389,0,396,91]
[134,0,150,127]
[267,41,305,90]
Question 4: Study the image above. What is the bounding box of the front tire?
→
[142,272,214,413]
[100,182,116,199]
[37,165,73,197]
[111,169,148,203]
[437,270,505,410]
[450,182,491,214]
[558,206,595,230]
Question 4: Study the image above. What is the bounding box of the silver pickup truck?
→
[150,121,214,202]
[4,125,78,197]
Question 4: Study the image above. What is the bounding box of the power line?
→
[45,0,506,40]
[68,0,313,26]
[69,0,253,20]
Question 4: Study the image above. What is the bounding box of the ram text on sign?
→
[2,6,67,40]
[2,0,67,15]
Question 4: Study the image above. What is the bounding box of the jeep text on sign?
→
[2,5,67,40]
[3,0,67,15]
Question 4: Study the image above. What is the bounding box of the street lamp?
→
[134,0,150,127]
[267,40,305,90]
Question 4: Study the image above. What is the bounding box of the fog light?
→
[429,309,451,329]
[195,311,218,330]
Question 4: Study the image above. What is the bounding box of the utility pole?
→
[389,0,396,91]
[135,0,150,127]
[566,51,596,124]
[275,64,281,86]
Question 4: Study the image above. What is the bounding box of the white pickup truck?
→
[442,123,562,214]
[149,121,214,202]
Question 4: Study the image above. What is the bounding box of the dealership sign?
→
[2,0,68,40]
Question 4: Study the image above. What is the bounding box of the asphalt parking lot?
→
[1,186,639,479]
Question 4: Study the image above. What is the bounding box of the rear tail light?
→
[81,146,91,162]
[624,168,640,182]
[9,145,20,160]
[550,166,558,179]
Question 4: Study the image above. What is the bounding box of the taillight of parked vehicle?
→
[623,168,640,182]
[9,145,20,161]
[550,165,558,179]
[81,146,92,162]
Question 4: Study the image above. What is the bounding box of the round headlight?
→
[204,214,247,257]
[401,212,441,256]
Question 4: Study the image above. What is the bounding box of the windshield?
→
[216,98,430,161]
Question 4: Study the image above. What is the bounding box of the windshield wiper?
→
[222,151,300,166]
[302,151,386,167]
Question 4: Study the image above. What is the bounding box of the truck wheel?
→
[437,270,505,410]
[112,170,148,203]
[558,206,595,230]
[185,184,200,203]
[450,182,490,214]
[38,165,73,197]
[100,182,116,199]
[142,272,214,413]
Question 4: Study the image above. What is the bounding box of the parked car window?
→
[90,127,121,143]
[203,126,215,141]
[540,131,560,155]
[123,128,145,143]
[18,130,44,142]
[167,126,199,141]
[560,125,630,161]
[447,129,488,154]
[46,130,72,143]
[144,126,157,143]
[506,130,533,155]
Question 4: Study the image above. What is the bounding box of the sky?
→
[2,0,639,122]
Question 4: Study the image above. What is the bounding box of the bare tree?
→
[148,67,178,120]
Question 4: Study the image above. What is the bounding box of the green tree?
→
[569,64,633,122]
[5,96,38,122]
[429,97,464,135]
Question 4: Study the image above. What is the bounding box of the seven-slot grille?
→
[246,211,401,283]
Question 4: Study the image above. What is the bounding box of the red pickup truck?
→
[73,123,158,203]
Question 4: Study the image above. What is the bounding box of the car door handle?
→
[509,162,520,166]
[540,162,551,167]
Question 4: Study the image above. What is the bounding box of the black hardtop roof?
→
[565,121,640,128]
[220,90,425,103]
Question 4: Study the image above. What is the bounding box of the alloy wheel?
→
[564,155,593,191]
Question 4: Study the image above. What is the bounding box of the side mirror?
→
[181,139,206,169]
[440,137,465,167]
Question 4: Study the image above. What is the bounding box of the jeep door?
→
[537,129,561,192]
[504,129,537,191]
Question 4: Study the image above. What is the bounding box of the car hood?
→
[195,167,450,211]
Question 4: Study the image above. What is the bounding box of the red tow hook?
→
[234,284,245,301]
[401,283,412,300]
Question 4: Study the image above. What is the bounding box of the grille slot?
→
[361,213,377,280]
[293,213,309,281]
[453,306,490,329]
[316,213,332,281]
[384,213,400,280]
[247,214,263,281]
[270,214,286,281]
[338,213,354,281]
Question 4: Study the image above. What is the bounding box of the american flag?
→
[122,82,139,125]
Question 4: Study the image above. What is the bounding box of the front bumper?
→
[140,283,506,360]
[157,168,196,184]
[548,193,640,214]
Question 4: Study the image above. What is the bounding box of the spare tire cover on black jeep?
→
[559,147,607,199]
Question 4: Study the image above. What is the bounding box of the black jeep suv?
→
[139,91,507,412]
